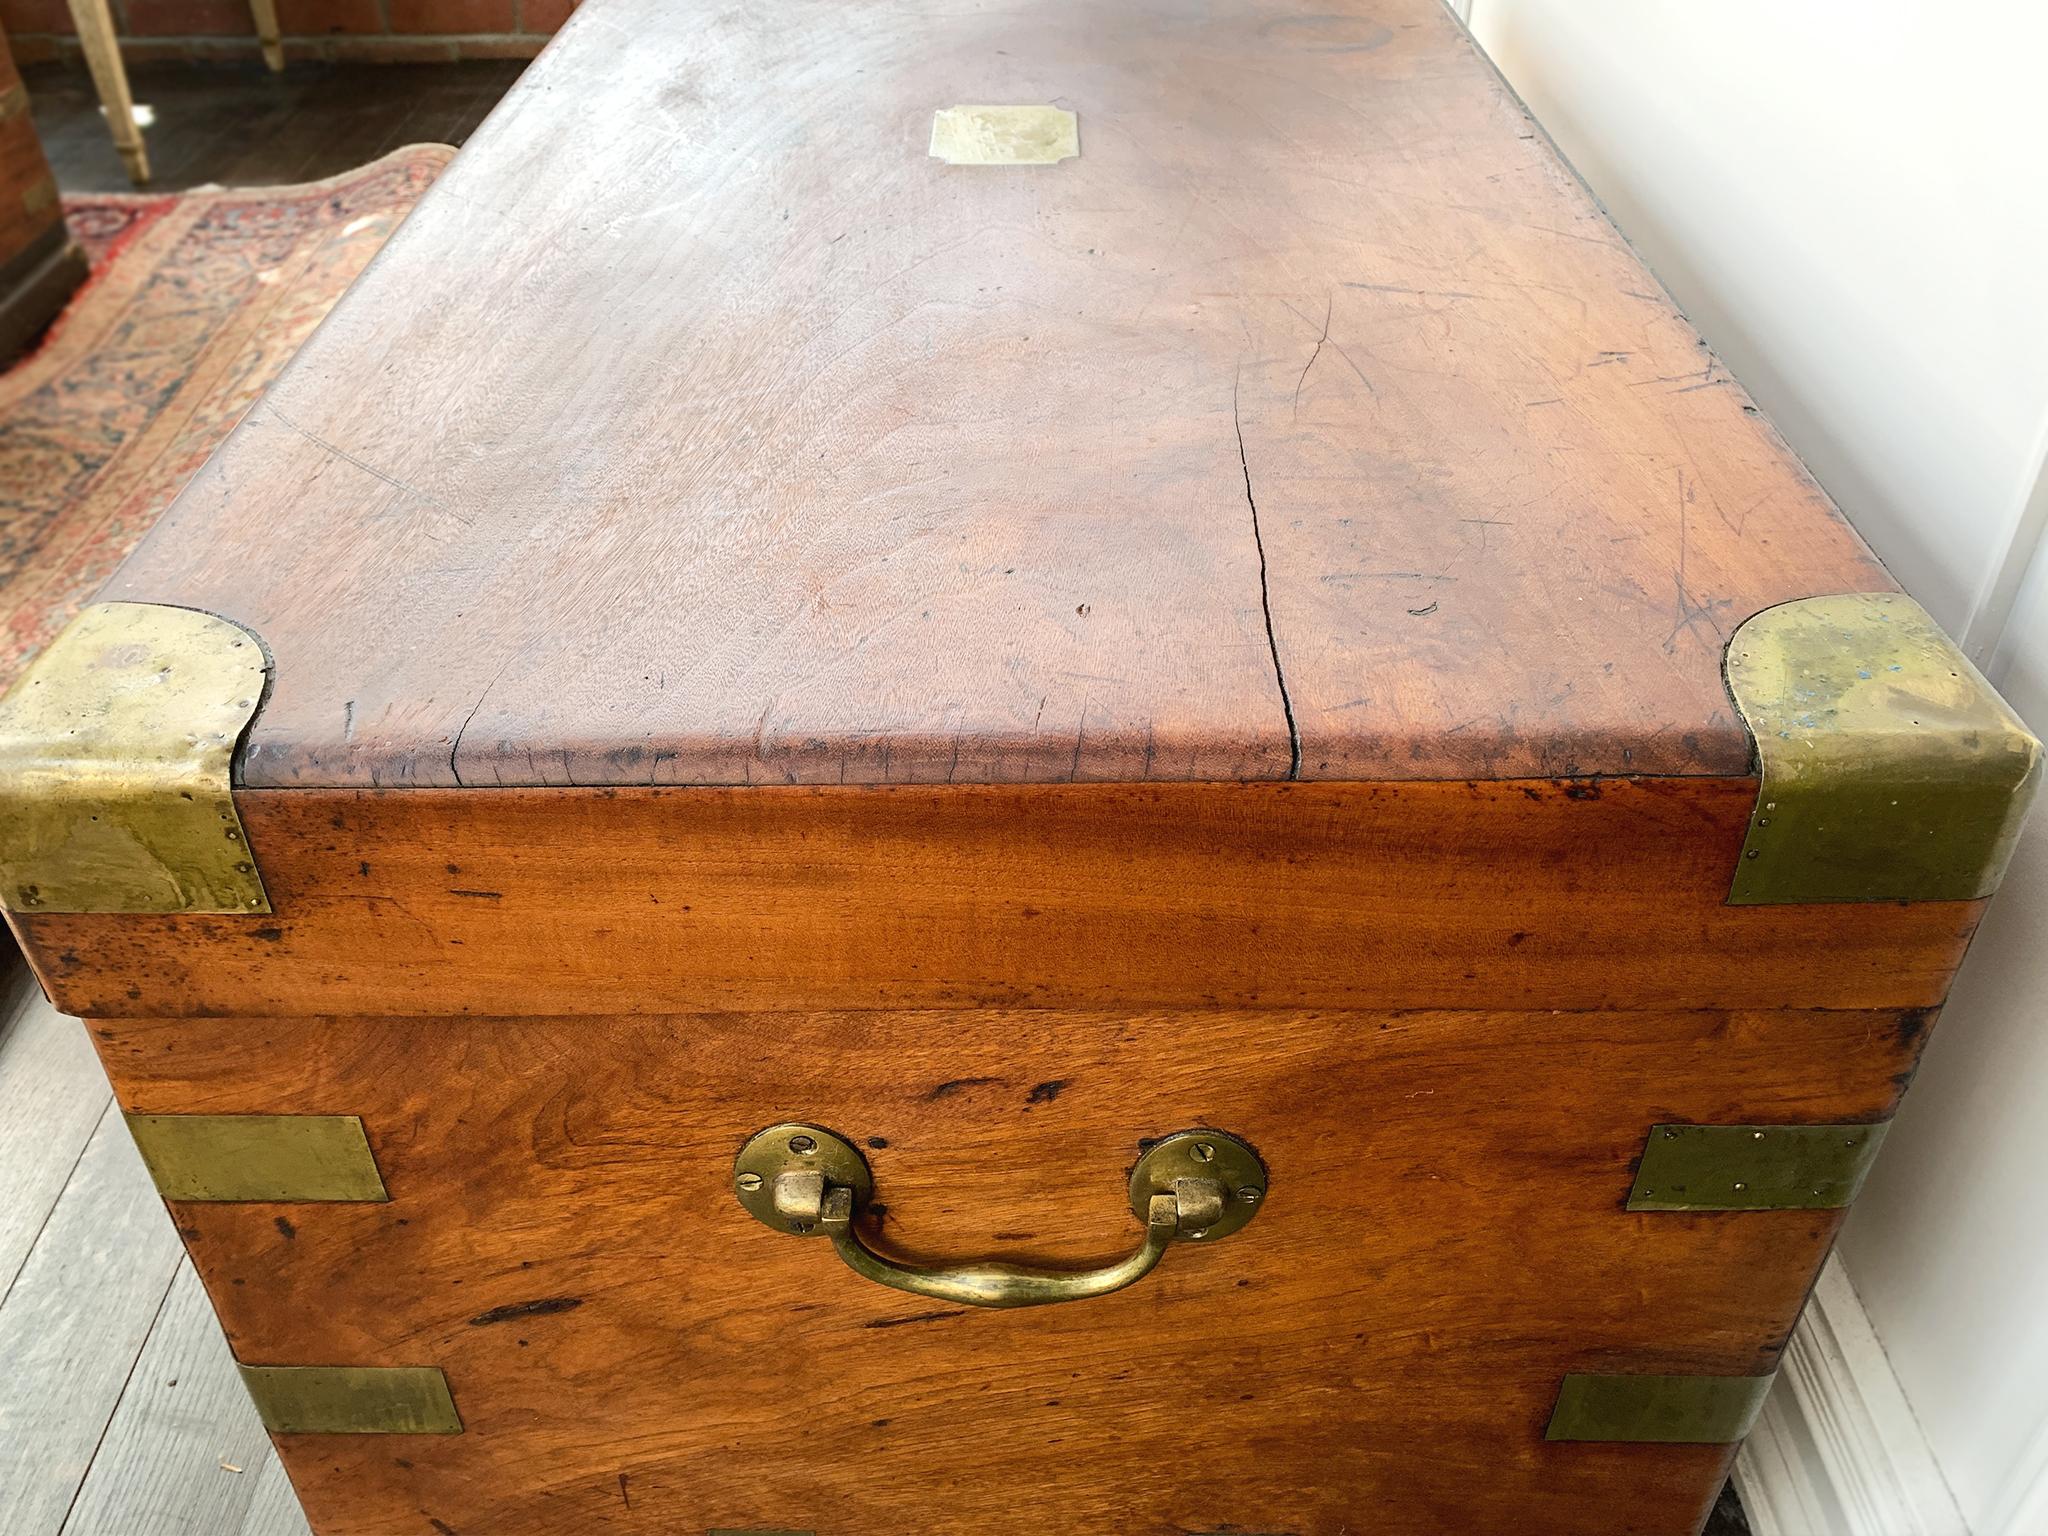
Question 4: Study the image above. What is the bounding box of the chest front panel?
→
[91,999,1930,1536]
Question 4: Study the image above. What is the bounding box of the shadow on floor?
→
[1705,1478,1753,1534]
[23,58,524,193]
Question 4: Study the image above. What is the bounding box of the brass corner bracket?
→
[0,602,271,914]
[1724,592,2041,904]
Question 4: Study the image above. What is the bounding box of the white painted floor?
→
[0,963,313,1536]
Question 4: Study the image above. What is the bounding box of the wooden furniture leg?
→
[247,0,284,71]
[63,0,148,185]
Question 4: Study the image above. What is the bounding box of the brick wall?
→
[0,0,581,65]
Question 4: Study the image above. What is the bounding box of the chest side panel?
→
[93,1001,1931,1536]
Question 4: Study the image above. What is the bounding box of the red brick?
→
[388,0,512,33]
[455,35,543,57]
[275,0,382,33]
[0,0,73,34]
[518,0,575,33]
[120,0,255,35]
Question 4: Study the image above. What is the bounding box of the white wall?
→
[1461,1,2048,1528]
[1847,551,2048,1533]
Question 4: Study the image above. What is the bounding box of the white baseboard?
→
[1982,1414,2048,1536]
[1734,1254,1968,1536]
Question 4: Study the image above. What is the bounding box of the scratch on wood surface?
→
[1342,280,1480,301]
[264,405,446,511]
[1282,299,1374,395]
[1293,292,1332,416]
[1664,469,1729,654]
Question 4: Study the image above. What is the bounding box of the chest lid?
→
[100,0,1889,790]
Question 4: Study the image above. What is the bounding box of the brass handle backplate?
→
[732,1123,1268,1309]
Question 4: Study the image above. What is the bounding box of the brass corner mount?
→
[0,601,272,914]
[1723,592,2040,904]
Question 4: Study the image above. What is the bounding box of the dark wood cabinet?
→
[0,26,84,362]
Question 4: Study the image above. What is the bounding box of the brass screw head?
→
[1192,1142,1215,1163]
[788,1134,817,1155]
[736,1172,763,1192]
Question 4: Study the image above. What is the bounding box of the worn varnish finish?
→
[14,780,1983,1021]
[91,1001,1934,1536]
[99,0,1884,789]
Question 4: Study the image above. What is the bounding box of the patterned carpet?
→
[0,144,451,686]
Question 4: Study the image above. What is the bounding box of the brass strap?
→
[239,1365,461,1435]
[1628,1122,1888,1211]
[1546,1372,1775,1443]
[127,1114,388,1202]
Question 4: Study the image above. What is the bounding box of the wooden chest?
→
[2,3,2038,1534]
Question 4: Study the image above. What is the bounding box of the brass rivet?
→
[1752,1131,1765,1140]
[1187,1229,1208,1240]
[1732,1181,1747,1191]
[1192,1142,1216,1163]
[788,1135,817,1155]
[736,1172,763,1192]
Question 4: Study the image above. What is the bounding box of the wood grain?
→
[92,1000,1936,1536]
[100,0,1886,789]
[13,779,1982,1021]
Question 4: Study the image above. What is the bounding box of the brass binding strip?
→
[238,1365,462,1435]
[1723,592,2041,904]
[126,1114,389,1202]
[1546,1372,1775,1444]
[0,602,271,914]
[1627,1122,1888,1212]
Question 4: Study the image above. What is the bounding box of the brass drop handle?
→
[732,1124,1268,1310]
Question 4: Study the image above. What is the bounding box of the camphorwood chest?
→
[1,2,2038,1534]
